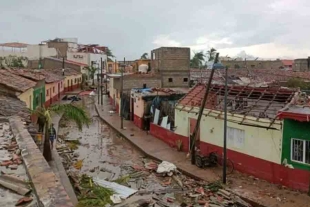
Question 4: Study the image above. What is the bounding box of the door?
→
[71,80,73,91]
[67,80,70,91]
[50,89,52,105]
[130,98,134,121]
[189,118,200,150]
[58,83,60,99]
[40,92,43,107]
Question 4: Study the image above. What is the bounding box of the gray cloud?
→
[0,0,309,59]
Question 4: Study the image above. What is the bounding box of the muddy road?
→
[56,97,251,207]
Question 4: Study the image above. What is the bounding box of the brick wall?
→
[293,59,309,71]
[151,47,190,88]
[221,60,284,69]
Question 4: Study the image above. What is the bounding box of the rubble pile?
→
[0,122,34,206]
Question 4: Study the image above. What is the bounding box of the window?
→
[46,90,49,96]
[183,78,188,82]
[227,127,245,149]
[61,82,63,88]
[143,84,146,88]
[75,78,77,83]
[291,138,310,164]
[152,52,156,60]
[168,78,173,82]
[35,95,39,106]
[53,87,55,93]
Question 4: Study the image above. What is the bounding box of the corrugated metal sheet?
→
[93,177,137,198]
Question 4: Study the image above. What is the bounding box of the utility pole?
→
[97,64,100,105]
[120,58,125,129]
[101,58,103,105]
[190,53,220,164]
[223,66,228,184]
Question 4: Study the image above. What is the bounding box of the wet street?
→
[56,97,251,207]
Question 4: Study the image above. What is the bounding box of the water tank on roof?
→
[138,64,148,73]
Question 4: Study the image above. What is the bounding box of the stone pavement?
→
[9,116,74,207]
[95,96,310,207]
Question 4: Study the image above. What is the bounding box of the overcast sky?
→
[1,0,309,60]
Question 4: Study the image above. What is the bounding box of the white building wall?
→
[174,107,283,164]
[27,45,57,60]
[67,52,90,65]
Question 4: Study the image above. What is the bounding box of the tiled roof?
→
[0,70,36,92]
[38,69,64,83]
[177,83,296,120]
[0,42,28,48]
[190,69,310,85]
[281,60,293,66]
[45,57,88,67]
[9,69,45,81]
[46,68,81,77]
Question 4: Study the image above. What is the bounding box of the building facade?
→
[151,47,190,88]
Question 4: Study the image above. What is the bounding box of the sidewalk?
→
[95,96,310,207]
[50,112,78,205]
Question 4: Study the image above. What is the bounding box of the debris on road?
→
[156,161,177,175]
[0,174,31,196]
[15,196,33,206]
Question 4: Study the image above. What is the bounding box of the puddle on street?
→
[57,97,252,207]
[58,97,186,206]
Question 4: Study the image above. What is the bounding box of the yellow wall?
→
[174,106,283,164]
[64,74,82,88]
[108,61,119,73]
[45,80,64,101]
[18,88,34,109]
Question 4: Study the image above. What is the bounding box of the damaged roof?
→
[47,68,82,76]
[9,69,45,81]
[0,70,36,92]
[177,83,296,121]
[36,69,65,83]
[132,87,189,97]
[190,69,310,86]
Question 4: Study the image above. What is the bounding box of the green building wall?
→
[33,85,45,109]
[282,119,310,171]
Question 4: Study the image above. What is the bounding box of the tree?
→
[32,104,91,161]
[286,78,310,90]
[206,48,217,61]
[84,66,98,86]
[141,53,148,59]
[190,51,205,68]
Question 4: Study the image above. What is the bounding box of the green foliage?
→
[106,48,114,58]
[113,175,130,184]
[84,66,97,85]
[49,104,91,130]
[190,51,205,67]
[206,48,217,61]
[3,55,25,68]
[141,53,148,59]
[77,175,115,207]
[285,78,310,90]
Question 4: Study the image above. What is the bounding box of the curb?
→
[9,116,74,207]
[51,114,78,205]
[94,104,267,207]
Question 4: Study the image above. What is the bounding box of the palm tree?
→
[141,53,148,59]
[84,66,98,86]
[206,48,217,61]
[32,104,91,161]
[190,51,205,68]
[106,47,114,61]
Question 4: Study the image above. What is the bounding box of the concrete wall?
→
[133,96,145,117]
[18,88,34,109]
[174,108,282,164]
[151,47,190,88]
[122,77,161,92]
[42,58,81,71]
[293,59,310,71]
[47,42,69,58]
[0,50,27,57]
[222,60,284,69]
[27,45,57,60]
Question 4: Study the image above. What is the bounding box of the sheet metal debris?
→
[93,177,138,199]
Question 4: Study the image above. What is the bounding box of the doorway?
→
[58,83,60,100]
[130,98,134,121]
